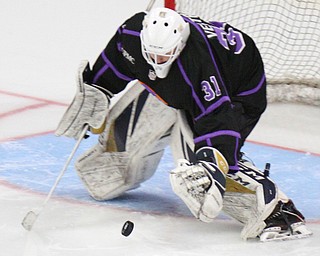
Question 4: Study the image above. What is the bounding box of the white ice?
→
[0,1,319,256]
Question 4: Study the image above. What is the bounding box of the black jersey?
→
[91,12,267,171]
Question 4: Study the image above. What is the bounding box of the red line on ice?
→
[0,102,50,119]
[0,89,68,106]
[0,89,67,142]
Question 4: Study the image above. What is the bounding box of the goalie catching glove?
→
[170,147,229,222]
[55,60,110,139]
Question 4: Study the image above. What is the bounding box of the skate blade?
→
[260,232,312,242]
[260,221,313,242]
[260,226,313,242]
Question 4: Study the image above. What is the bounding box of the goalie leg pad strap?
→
[223,160,279,239]
[75,138,168,201]
[170,110,196,164]
[75,145,131,201]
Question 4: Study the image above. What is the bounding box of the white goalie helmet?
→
[140,7,190,78]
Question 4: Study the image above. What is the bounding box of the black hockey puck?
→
[121,221,134,237]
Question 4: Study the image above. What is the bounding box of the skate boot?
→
[260,200,313,241]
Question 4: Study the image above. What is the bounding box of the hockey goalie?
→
[55,7,312,242]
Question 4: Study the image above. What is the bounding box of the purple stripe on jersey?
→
[194,130,241,144]
[140,83,157,96]
[229,164,240,171]
[195,130,240,171]
[93,65,109,84]
[122,28,140,37]
[177,58,206,113]
[194,96,230,121]
[101,51,133,81]
[117,42,122,51]
[182,16,229,98]
[237,73,266,96]
[210,21,225,27]
[230,137,240,171]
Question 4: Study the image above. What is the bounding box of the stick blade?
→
[22,211,38,231]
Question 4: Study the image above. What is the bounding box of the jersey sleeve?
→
[188,55,241,171]
[193,97,241,172]
[230,30,267,145]
[91,14,144,96]
[182,20,247,171]
[186,20,267,172]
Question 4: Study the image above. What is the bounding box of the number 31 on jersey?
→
[201,75,222,101]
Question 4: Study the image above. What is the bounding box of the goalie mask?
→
[140,7,190,79]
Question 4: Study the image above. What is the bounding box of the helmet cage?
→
[140,36,183,68]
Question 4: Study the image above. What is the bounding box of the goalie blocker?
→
[55,60,111,139]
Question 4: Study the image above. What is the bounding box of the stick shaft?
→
[43,125,89,205]
[146,0,156,11]
[22,125,89,231]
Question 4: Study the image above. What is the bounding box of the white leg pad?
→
[223,161,279,240]
[170,110,196,163]
[75,145,131,200]
[75,83,177,200]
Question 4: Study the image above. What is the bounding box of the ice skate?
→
[260,200,313,242]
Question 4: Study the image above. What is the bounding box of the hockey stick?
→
[21,0,156,232]
[146,0,156,11]
[21,124,89,231]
